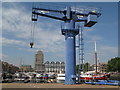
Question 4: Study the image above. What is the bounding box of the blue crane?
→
[30,4,101,84]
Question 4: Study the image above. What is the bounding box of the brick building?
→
[19,65,33,72]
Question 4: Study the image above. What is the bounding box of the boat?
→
[80,71,110,81]
[85,80,120,86]
[79,42,110,81]
[56,74,65,83]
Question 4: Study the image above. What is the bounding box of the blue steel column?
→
[65,29,76,84]
[64,20,77,84]
[61,7,79,84]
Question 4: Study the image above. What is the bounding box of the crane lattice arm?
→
[32,7,101,25]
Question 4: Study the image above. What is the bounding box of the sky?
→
[1,2,118,67]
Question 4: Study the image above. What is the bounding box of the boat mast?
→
[95,41,98,74]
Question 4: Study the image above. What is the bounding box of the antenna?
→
[30,3,101,84]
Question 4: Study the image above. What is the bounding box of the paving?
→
[1,83,120,88]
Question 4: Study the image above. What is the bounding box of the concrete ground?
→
[1,83,120,88]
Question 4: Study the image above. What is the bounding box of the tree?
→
[76,62,92,73]
[84,62,90,72]
[84,62,93,72]
[107,57,120,72]
[76,64,79,73]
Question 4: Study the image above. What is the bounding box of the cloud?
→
[84,45,118,64]
[2,2,118,65]
[2,3,31,36]
[98,45,117,56]
[81,27,103,44]
[0,53,8,60]
[2,3,65,53]
[2,37,26,46]
[90,35,103,42]
[32,27,65,52]
[97,45,118,62]
[84,34,103,44]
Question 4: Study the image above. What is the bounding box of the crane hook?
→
[30,42,34,48]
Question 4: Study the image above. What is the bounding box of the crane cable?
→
[30,2,37,48]
[31,21,35,42]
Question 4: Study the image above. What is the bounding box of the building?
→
[92,63,107,73]
[92,64,100,72]
[1,60,19,73]
[99,63,107,73]
[44,61,65,74]
[34,51,45,73]
[19,65,33,72]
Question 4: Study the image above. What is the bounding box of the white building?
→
[44,61,65,74]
